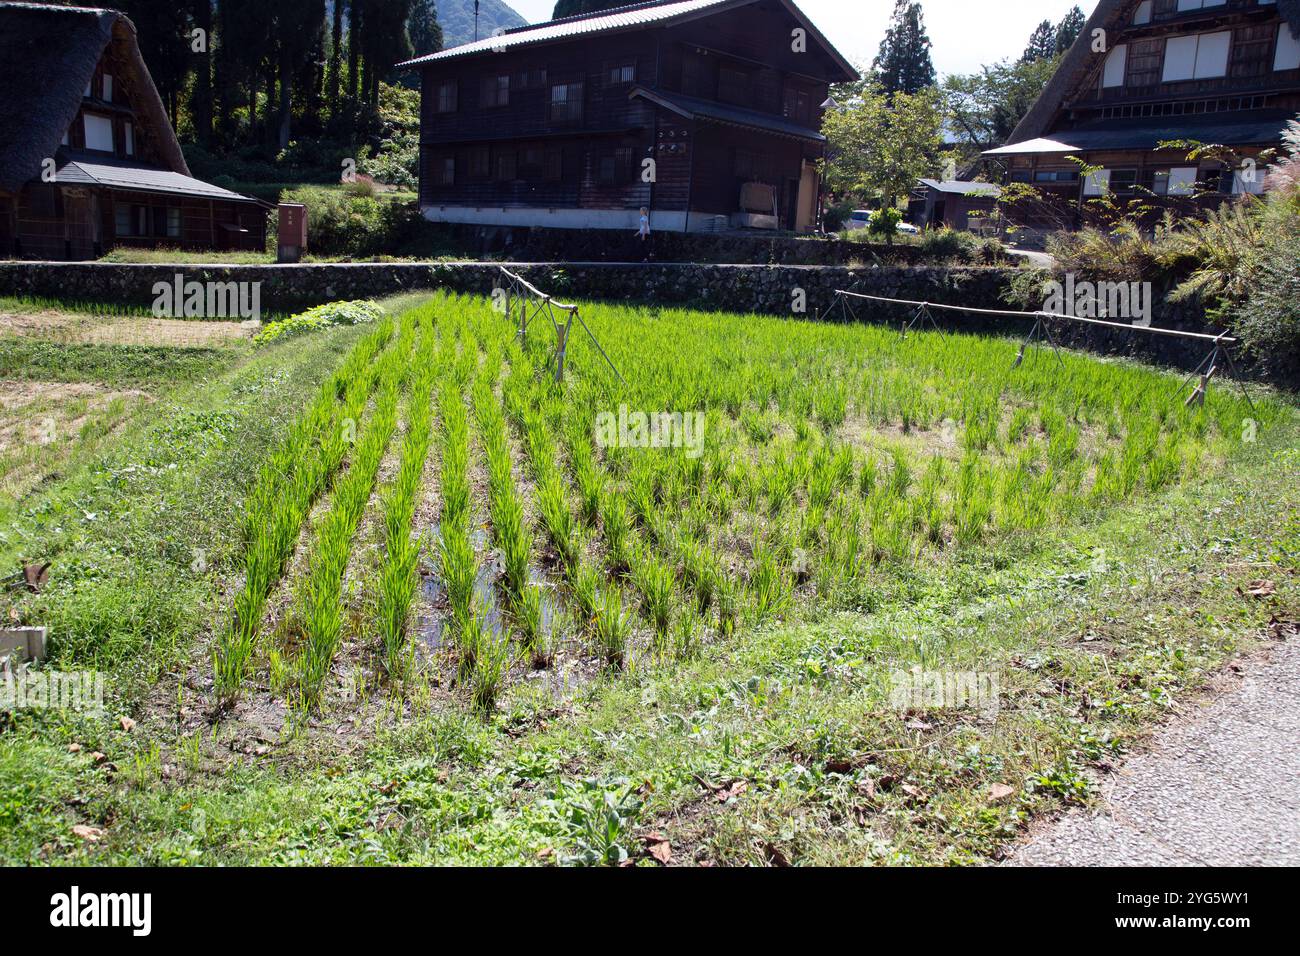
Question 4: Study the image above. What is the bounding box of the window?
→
[1175,0,1226,11]
[520,147,545,181]
[783,87,811,123]
[124,122,134,156]
[494,150,517,181]
[102,74,113,102]
[1102,44,1128,87]
[607,63,635,85]
[481,74,509,108]
[544,148,562,182]
[435,80,457,113]
[549,82,583,121]
[1083,169,1111,196]
[432,155,455,185]
[735,149,777,182]
[1162,32,1231,82]
[1230,24,1275,78]
[1033,170,1079,183]
[83,113,114,152]
[467,146,490,179]
[1108,170,1139,195]
[167,207,181,238]
[26,184,60,218]
[1276,23,1300,72]
[717,64,750,106]
[681,53,709,97]
[1127,38,1165,87]
[1133,1,1153,24]
[115,205,133,236]
[597,147,634,185]
[512,68,548,90]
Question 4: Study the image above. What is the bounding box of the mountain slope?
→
[438,0,528,49]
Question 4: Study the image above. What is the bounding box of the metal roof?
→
[397,0,857,80]
[917,179,1000,197]
[54,155,261,202]
[400,0,732,65]
[985,113,1295,156]
[630,86,825,141]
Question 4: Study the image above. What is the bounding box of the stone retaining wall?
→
[1,260,1287,386]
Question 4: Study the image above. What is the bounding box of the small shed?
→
[910,179,1001,233]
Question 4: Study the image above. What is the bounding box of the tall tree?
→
[1021,20,1057,64]
[408,0,443,57]
[191,0,213,145]
[872,0,935,97]
[271,0,325,149]
[328,0,346,108]
[1054,5,1086,55]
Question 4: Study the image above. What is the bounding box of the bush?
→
[868,207,902,239]
[254,300,382,346]
[277,184,420,258]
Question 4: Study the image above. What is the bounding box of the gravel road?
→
[1008,636,1300,866]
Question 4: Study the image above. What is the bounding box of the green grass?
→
[0,290,1294,866]
[0,339,232,385]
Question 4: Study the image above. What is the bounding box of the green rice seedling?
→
[716,573,740,637]
[886,449,913,500]
[858,454,879,498]
[538,472,580,571]
[600,492,632,574]
[633,552,675,637]
[593,586,631,670]
[573,447,603,527]
[673,611,701,660]
[513,583,544,654]
[749,542,792,622]
[471,627,511,716]
[571,560,602,625]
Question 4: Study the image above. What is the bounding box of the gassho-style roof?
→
[917,179,1001,197]
[990,0,1300,156]
[398,0,858,82]
[630,87,825,142]
[0,1,255,204]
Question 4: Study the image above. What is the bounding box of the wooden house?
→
[909,179,1002,232]
[0,2,266,261]
[399,0,857,234]
[984,0,1300,229]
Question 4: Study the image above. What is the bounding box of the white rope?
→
[832,289,1236,345]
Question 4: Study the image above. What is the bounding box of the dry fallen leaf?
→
[118,715,136,733]
[905,718,933,731]
[648,841,673,865]
[1242,580,1276,598]
[67,743,82,754]
[988,783,1016,803]
[90,751,106,763]
[71,825,103,842]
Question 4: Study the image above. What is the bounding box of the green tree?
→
[822,79,945,218]
[1021,20,1057,64]
[1055,5,1086,54]
[945,56,1059,155]
[872,0,936,96]
[408,0,443,57]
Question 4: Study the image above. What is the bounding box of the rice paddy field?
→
[1,290,1296,866]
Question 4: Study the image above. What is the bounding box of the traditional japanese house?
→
[984,0,1300,230]
[399,0,857,234]
[0,2,267,260]
[909,179,1002,233]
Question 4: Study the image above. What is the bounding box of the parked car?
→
[847,209,873,230]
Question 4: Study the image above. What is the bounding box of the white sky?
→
[505,0,1101,78]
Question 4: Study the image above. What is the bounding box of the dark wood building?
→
[0,2,266,261]
[984,0,1300,229]
[400,0,857,234]
[909,179,1002,232]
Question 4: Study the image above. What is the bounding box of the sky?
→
[504,0,1102,78]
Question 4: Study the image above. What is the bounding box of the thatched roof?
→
[0,2,189,195]
[1009,0,1300,148]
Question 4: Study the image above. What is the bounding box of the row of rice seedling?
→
[377,310,440,676]
[296,315,415,709]
[214,318,394,699]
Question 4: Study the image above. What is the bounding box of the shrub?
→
[254,300,382,345]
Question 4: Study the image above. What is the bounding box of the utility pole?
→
[474,0,480,41]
